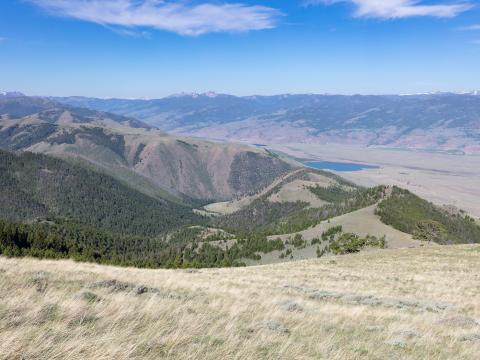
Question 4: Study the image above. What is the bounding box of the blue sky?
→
[0,0,479,98]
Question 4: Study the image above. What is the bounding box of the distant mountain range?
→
[1,92,151,129]
[0,94,294,202]
[51,92,480,154]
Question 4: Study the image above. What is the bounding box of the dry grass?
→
[269,205,423,249]
[267,179,330,208]
[204,170,344,216]
[1,245,479,359]
[204,169,306,215]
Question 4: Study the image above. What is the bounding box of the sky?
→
[0,0,479,98]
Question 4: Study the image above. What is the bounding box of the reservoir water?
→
[303,161,379,172]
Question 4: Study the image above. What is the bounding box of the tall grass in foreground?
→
[0,245,479,359]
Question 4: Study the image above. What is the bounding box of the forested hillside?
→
[0,150,202,236]
[0,218,286,268]
[216,178,387,236]
[376,187,480,244]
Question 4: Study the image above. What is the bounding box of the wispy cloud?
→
[304,0,472,19]
[105,25,152,38]
[0,37,6,42]
[459,24,480,31]
[27,0,281,36]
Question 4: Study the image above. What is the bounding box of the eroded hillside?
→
[0,94,295,201]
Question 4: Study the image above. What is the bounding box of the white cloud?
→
[305,0,472,19]
[460,24,480,30]
[27,0,281,36]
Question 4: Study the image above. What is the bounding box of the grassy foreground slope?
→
[1,245,479,360]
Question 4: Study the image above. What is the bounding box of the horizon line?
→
[5,90,480,101]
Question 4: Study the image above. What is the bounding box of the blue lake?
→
[303,161,379,172]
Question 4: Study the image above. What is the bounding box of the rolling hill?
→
[0,94,295,202]
[53,92,480,154]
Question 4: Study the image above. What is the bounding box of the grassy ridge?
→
[216,185,388,236]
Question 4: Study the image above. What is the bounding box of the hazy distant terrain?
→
[54,92,480,154]
[0,93,294,202]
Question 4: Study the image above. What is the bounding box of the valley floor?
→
[270,143,480,218]
[1,245,479,359]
